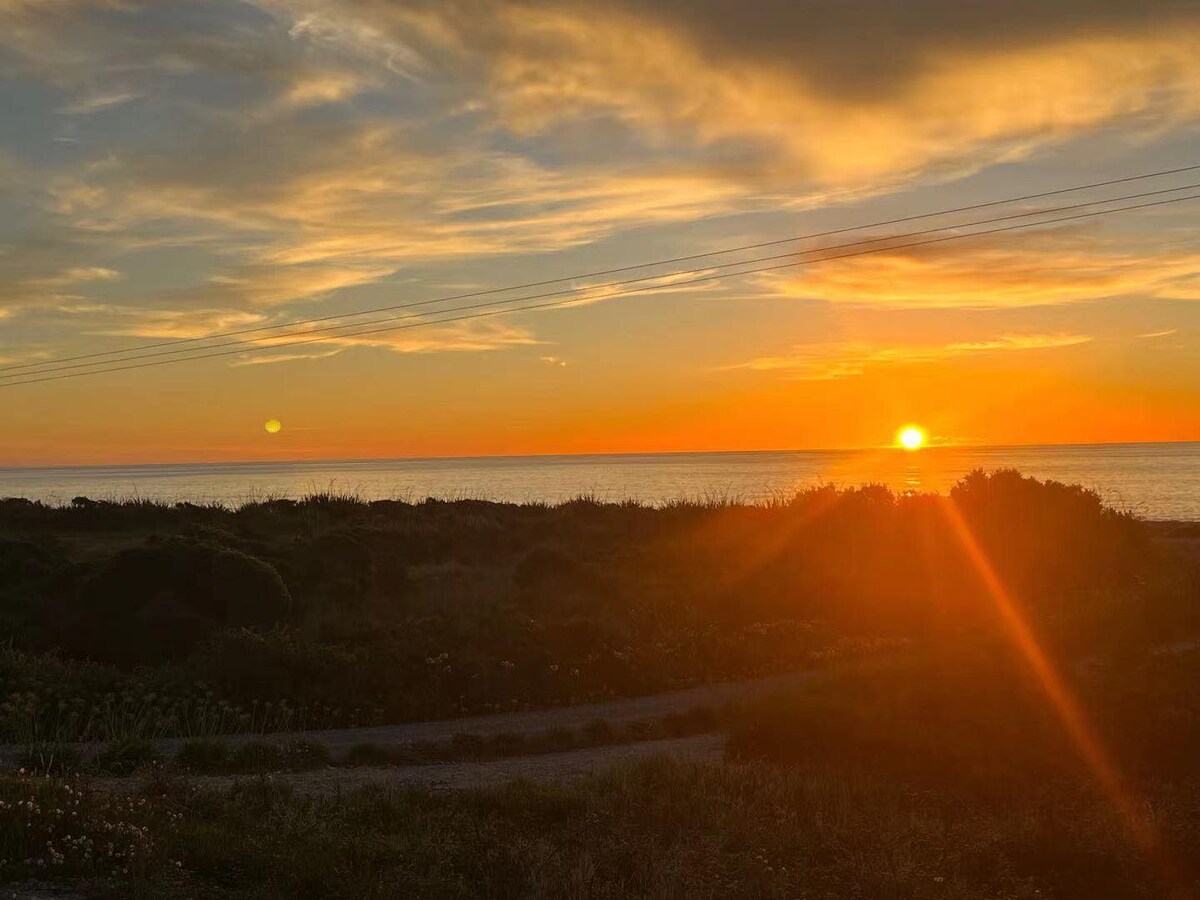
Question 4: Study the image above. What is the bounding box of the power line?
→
[4,190,1197,389]
[3,162,1199,375]
[4,180,1198,382]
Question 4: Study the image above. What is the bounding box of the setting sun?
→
[898,426,926,450]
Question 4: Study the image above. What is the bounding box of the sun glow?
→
[898,426,925,450]
[264,419,282,434]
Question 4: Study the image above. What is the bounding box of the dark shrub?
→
[95,739,162,775]
[79,537,291,664]
[0,537,65,583]
[212,548,293,627]
[950,468,1145,599]
[192,627,363,711]
[293,527,377,607]
[176,739,229,773]
[512,545,582,592]
[231,741,284,772]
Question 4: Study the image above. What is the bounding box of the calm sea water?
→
[0,443,1196,520]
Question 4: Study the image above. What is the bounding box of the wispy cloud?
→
[758,229,1200,308]
[728,333,1093,380]
[229,319,539,364]
[59,90,141,115]
[29,267,121,288]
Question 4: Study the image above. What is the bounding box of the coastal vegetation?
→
[0,469,1160,743]
[2,469,1199,896]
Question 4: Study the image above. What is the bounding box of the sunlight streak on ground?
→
[939,500,1177,880]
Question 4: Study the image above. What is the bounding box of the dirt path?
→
[150,667,823,756]
[139,734,727,797]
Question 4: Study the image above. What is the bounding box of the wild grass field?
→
[2,469,1199,897]
[3,642,1199,899]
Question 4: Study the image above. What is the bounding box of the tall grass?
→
[2,755,1195,898]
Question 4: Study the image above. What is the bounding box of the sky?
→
[1,0,1198,465]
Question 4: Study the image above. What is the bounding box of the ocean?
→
[1,442,1197,520]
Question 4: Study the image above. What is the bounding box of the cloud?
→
[279,71,368,107]
[0,266,123,318]
[58,90,141,115]
[1139,328,1179,338]
[29,267,121,288]
[229,319,539,364]
[257,1,1200,190]
[759,229,1200,308]
[729,333,1093,380]
[228,347,346,367]
[4,0,1199,373]
[197,264,397,307]
[99,308,269,339]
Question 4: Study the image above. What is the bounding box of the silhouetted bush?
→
[176,739,228,773]
[0,537,65,583]
[512,545,581,591]
[76,537,290,664]
[292,526,376,609]
[95,739,162,775]
[231,741,284,771]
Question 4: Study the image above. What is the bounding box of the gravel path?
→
[145,734,727,797]
[150,667,823,756]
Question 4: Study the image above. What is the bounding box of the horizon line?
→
[1,438,1196,473]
